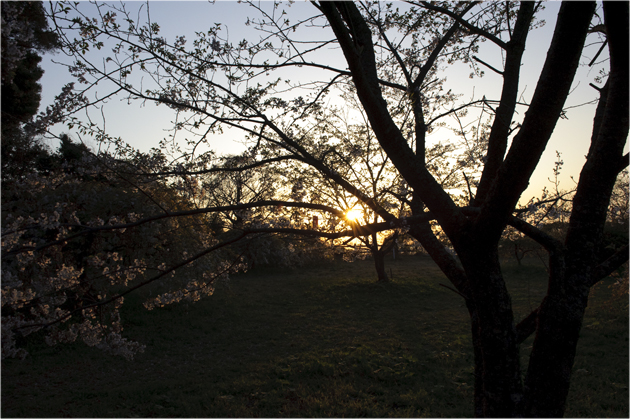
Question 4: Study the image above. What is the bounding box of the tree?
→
[4,1,627,417]
[199,149,332,268]
[315,3,627,417]
[1,133,241,359]
[603,169,629,300]
[288,87,475,281]
[1,1,60,181]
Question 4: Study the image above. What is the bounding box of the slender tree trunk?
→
[514,243,523,265]
[371,232,398,282]
[373,249,389,282]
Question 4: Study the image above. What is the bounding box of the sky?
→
[37,1,619,204]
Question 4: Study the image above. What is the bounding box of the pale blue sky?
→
[38,1,618,202]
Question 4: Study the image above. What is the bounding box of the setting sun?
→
[345,208,363,222]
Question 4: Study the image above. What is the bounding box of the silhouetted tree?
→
[4,2,627,417]
[1,1,60,181]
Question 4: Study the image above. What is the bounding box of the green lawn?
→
[2,255,628,417]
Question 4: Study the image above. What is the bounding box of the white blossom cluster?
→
[1,173,148,359]
[1,156,245,360]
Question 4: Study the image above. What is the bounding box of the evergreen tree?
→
[1,1,59,180]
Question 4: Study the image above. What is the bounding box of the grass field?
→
[2,255,628,417]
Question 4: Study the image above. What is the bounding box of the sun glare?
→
[345,208,363,222]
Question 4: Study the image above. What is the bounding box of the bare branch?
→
[418,2,508,50]
[472,55,503,75]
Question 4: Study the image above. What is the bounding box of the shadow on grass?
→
[2,255,627,417]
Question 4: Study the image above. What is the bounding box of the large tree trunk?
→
[408,219,522,416]
[467,302,486,418]
[458,247,524,417]
[522,284,590,417]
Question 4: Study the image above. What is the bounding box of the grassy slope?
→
[2,255,628,417]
